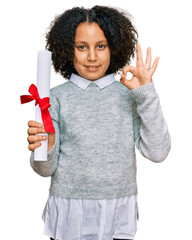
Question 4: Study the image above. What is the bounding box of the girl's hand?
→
[27,120,55,152]
[120,43,159,90]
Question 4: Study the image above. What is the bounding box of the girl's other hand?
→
[27,120,55,152]
[120,43,159,90]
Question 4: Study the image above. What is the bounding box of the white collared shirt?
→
[69,73,116,90]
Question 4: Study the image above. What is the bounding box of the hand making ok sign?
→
[120,43,160,90]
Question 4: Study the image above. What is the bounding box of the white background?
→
[0,0,192,239]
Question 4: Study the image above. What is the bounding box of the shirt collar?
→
[69,73,116,90]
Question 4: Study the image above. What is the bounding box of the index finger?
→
[136,43,144,67]
[28,120,43,128]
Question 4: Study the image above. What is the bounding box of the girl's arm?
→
[131,83,171,162]
[120,44,171,162]
[29,96,60,176]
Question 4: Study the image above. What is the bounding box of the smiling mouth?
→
[85,65,100,71]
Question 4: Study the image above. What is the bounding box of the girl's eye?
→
[97,45,106,49]
[77,45,86,50]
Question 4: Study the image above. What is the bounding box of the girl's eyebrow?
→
[75,40,108,44]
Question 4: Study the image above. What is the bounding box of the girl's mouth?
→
[85,65,100,71]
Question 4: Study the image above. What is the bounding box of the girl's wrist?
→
[48,143,55,152]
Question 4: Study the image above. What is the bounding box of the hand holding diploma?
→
[27,120,55,153]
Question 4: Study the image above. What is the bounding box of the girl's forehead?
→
[75,22,107,42]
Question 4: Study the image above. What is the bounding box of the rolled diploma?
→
[34,50,52,161]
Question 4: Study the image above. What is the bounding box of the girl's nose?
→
[87,48,97,61]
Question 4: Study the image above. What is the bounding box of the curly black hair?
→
[45,5,138,80]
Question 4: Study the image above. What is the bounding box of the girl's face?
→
[73,22,110,81]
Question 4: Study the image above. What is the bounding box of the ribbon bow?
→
[20,84,55,133]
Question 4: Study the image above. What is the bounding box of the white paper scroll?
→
[34,50,52,161]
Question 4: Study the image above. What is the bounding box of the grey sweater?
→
[30,73,171,199]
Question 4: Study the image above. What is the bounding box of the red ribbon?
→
[20,84,55,133]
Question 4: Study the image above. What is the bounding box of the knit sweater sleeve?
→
[131,82,171,162]
[30,94,60,177]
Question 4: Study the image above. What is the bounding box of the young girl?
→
[28,5,171,240]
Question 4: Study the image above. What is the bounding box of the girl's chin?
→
[78,70,105,81]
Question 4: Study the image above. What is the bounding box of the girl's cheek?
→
[74,55,84,64]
